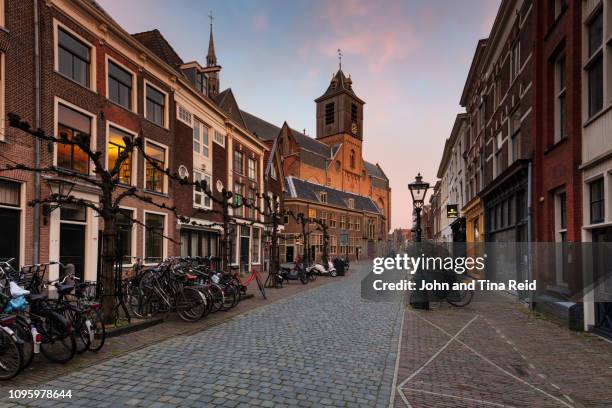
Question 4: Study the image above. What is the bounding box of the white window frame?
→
[142,210,167,266]
[53,19,96,92]
[144,139,169,194]
[105,121,138,187]
[248,157,256,180]
[118,205,137,267]
[510,41,520,82]
[554,189,568,286]
[193,119,210,158]
[554,53,567,142]
[0,179,26,267]
[105,55,137,113]
[251,227,261,265]
[177,104,193,127]
[54,97,96,176]
[319,192,327,203]
[213,129,225,147]
[193,170,212,210]
[508,111,521,164]
[347,198,354,209]
[143,80,169,129]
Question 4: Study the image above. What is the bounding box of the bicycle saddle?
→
[28,293,47,302]
[55,283,75,295]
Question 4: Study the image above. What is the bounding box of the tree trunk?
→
[100,221,117,325]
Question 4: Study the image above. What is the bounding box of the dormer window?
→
[196,71,207,95]
[325,103,335,125]
[319,192,327,203]
[347,198,354,209]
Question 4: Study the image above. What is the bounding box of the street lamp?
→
[408,173,431,310]
[408,173,430,242]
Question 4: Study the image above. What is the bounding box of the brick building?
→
[0,0,276,278]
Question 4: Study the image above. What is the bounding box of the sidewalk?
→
[394,299,612,408]
[0,270,344,390]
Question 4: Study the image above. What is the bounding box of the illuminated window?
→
[57,104,91,174]
[145,141,166,193]
[108,126,133,185]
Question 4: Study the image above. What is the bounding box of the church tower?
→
[315,63,366,194]
[315,69,365,141]
[204,13,221,97]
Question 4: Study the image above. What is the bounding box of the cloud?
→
[253,13,269,32]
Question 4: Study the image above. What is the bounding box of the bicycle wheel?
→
[87,308,106,352]
[0,328,22,380]
[39,312,76,364]
[300,271,309,285]
[255,273,267,299]
[446,289,474,307]
[176,287,207,322]
[62,308,89,354]
[220,283,238,311]
[207,284,225,313]
[13,316,34,370]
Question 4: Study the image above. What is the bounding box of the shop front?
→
[462,196,484,278]
[481,160,530,296]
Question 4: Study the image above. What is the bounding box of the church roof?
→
[132,29,184,68]
[285,176,381,214]
[315,69,364,104]
[213,89,247,128]
[364,161,388,181]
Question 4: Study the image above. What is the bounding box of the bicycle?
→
[233,268,266,299]
[0,314,22,381]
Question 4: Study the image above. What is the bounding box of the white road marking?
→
[396,314,478,407]
[401,388,518,408]
[389,303,406,408]
[408,313,575,408]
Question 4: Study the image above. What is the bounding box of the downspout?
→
[527,161,533,309]
[33,0,41,264]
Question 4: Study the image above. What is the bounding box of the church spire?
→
[207,11,217,67]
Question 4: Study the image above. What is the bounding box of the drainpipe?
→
[527,161,533,309]
[33,0,41,264]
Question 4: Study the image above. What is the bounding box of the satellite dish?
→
[178,165,189,180]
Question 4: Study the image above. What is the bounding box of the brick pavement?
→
[393,299,612,408]
[2,262,404,407]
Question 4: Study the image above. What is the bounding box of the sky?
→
[99,0,501,230]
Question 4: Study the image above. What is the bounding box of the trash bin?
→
[333,258,345,276]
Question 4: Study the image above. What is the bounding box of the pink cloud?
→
[253,13,269,31]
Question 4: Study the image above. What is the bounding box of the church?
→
[241,67,392,262]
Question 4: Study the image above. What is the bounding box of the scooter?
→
[279,262,309,284]
[310,260,337,277]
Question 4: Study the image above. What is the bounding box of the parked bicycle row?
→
[112,256,268,325]
[0,259,105,381]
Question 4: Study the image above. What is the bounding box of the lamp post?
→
[408,173,430,242]
[408,173,430,310]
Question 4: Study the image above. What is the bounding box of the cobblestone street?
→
[3,263,403,408]
[4,262,612,407]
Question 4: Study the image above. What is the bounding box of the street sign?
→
[447,204,459,218]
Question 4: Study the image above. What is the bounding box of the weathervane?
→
[337,48,342,70]
[208,10,214,27]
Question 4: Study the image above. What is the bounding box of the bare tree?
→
[3,113,187,323]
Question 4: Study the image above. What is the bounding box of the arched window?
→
[350,150,356,169]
